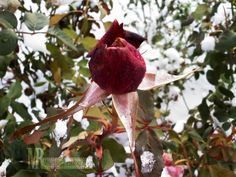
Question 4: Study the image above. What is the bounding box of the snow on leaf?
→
[112,92,138,151]
[138,68,199,91]
[140,151,156,173]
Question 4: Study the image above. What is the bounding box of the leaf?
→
[0,10,17,28]
[50,13,68,26]
[48,26,78,51]
[0,96,11,116]
[0,29,18,55]
[206,70,219,85]
[192,4,209,20]
[24,12,49,31]
[101,149,114,171]
[7,80,22,100]
[11,101,32,121]
[135,129,164,177]
[79,67,91,78]
[79,37,97,51]
[102,138,126,163]
[112,92,138,151]
[62,131,88,149]
[23,130,44,144]
[11,82,109,140]
[198,98,210,122]
[216,31,236,52]
[58,169,86,177]
[12,170,40,177]
[138,68,198,91]
[209,164,236,177]
[138,90,154,122]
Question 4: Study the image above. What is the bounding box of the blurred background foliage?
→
[0,0,236,176]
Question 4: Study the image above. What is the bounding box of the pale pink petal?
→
[163,153,173,166]
[11,82,109,140]
[138,68,198,91]
[166,166,184,177]
[112,92,138,151]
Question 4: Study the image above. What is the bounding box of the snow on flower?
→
[0,120,8,129]
[140,151,156,173]
[0,159,11,177]
[85,156,95,169]
[201,36,215,52]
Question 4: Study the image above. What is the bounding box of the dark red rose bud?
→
[88,20,145,57]
[124,30,146,48]
[89,38,146,94]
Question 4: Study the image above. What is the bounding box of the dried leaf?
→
[11,82,109,141]
[62,131,88,149]
[112,92,138,151]
[138,68,199,91]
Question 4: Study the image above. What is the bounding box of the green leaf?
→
[222,122,231,130]
[192,4,209,20]
[48,26,78,51]
[188,130,204,143]
[209,165,236,177]
[58,169,86,177]
[79,37,97,51]
[0,29,18,55]
[206,70,219,85]
[0,10,17,28]
[11,101,32,121]
[0,55,14,77]
[218,86,234,99]
[79,67,91,78]
[198,98,210,122]
[24,12,49,31]
[216,31,236,51]
[0,96,11,115]
[102,138,126,163]
[7,80,22,100]
[12,170,40,177]
[101,149,114,171]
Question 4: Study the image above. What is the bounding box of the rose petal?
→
[138,68,198,90]
[11,82,109,140]
[166,166,184,177]
[112,92,138,151]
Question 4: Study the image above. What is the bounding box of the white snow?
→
[0,120,8,129]
[54,119,68,146]
[201,36,215,52]
[0,159,11,177]
[140,151,156,174]
[85,156,95,169]
[81,118,90,130]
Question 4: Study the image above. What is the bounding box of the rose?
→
[88,20,146,94]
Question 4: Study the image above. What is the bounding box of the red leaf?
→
[112,92,138,151]
[11,82,109,141]
[23,130,44,145]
